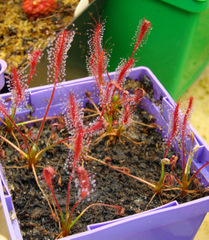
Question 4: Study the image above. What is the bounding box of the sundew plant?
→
[86,18,152,146]
[0,30,75,169]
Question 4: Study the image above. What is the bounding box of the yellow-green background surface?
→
[0,64,209,239]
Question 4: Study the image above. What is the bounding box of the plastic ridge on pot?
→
[0,67,209,240]
[87,200,179,231]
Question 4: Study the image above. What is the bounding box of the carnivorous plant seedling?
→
[0,29,75,168]
[155,100,180,195]
[0,50,42,134]
[155,96,209,196]
[86,18,152,145]
[44,165,123,238]
[170,97,209,193]
[43,100,124,237]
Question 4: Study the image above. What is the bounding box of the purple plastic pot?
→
[0,59,7,90]
[1,66,209,240]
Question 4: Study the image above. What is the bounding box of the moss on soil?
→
[0,0,79,73]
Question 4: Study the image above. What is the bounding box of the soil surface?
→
[1,109,208,239]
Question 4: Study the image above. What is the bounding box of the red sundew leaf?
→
[119,102,131,128]
[54,30,67,81]
[172,102,180,137]
[164,101,180,158]
[112,81,129,95]
[89,18,104,59]
[10,68,24,105]
[89,52,106,88]
[84,120,103,135]
[93,22,103,56]
[139,19,151,40]
[123,88,145,109]
[134,88,145,104]
[43,166,56,188]
[120,88,145,125]
[182,96,194,136]
[29,50,42,73]
[43,166,62,214]
[89,54,97,77]
[48,29,75,84]
[116,57,134,85]
[27,50,43,86]
[20,143,26,150]
[76,166,90,199]
[122,104,131,125]
[69,93,78,128]
[169,155,178,166]
[72,127,84,170]
[100,82,114,118]
[68,93,82,130]
[88,19,108,90]
[181,96,194,171]
[116,206,125,216]
[97,50,106,87]
[131,19,151,58]
[164,173,174,186]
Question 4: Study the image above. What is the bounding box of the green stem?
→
[184,135,195,177]
[16,116,62,126]
[69,203,121,229]
[155,162,165,193]
[67,199,82,225]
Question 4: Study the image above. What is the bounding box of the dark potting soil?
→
[2,109,208,240]
[1,76,209,239]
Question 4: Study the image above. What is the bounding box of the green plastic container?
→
[102,0,209,99]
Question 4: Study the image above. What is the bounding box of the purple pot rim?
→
[0,59,7,90]
[0,59,7,73]
[86,196,209,232]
